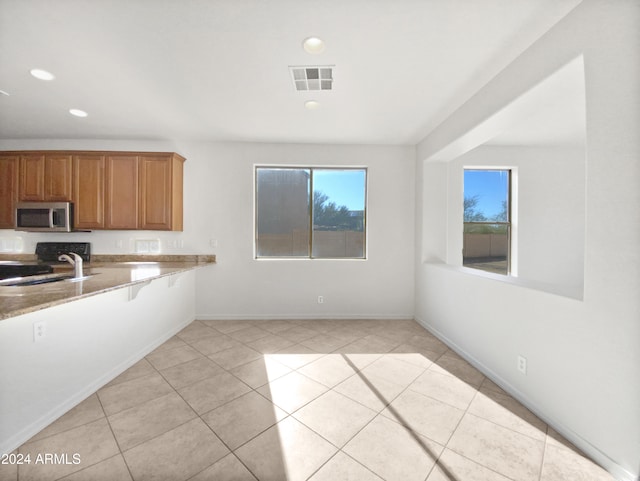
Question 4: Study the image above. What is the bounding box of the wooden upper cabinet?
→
[18,154,45,201]
[45,154,73,201]
[73,154,105,229]
[4,150,184,231]
[139,153,184,231]
[105,154,139,230]
[18,153,73,201]
[0,154,19,228]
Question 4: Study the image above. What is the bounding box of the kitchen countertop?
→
[0,255,215,321]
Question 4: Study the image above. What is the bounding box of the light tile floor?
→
[2,319,616,481]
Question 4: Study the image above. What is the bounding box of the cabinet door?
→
[73,154,105,229]
[19,154,45,201]
[170,154,184,231]
[44,154,73,201]
[0,155,19,228]
[138,154,173,230]
[105,155,138,229]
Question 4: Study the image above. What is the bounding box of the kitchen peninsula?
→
[0,255,215,456]
[0,255,216,320]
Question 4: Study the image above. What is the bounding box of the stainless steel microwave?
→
[15,202,74,232]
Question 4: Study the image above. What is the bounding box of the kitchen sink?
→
[4,275,74,286]
[0,263,54,280]
[0,273,95,287]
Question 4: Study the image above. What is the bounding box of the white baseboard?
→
[195,313,414,321]
[414,316,638,481]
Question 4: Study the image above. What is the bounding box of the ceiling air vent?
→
[290,66,334,91]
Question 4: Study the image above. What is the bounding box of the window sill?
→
[423,261,584,301]
[255,257,367,261]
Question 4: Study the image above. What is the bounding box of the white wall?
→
[416,1,639,479]
[0,140,416,320]
[190,142,416,320]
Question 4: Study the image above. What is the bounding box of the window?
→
[255,167,366,259]
[463,169,511,275]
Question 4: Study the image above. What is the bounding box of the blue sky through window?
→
[313,170,366,211]
[464,170,509,219]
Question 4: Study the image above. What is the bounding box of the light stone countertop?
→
[0,257,215,321]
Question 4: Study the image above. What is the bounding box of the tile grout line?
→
[338,353,460,481]
[425,360,551,447]
[183,324,334,480]
[124,344,239,480]
[453,405,549,446]
[168,329,319,480]
[385,355,537,481]
[429,384,514,481]
[403,351,476,481]
[11,319,607,481]
[294,350,401,481]
[124,352,203,478]
[103,331,239,480]
[217,326,407,480]
[94,391,136,481]
[442,399,548,481]
[537,424,551,481]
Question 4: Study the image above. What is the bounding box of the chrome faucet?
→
[58,252,84,279]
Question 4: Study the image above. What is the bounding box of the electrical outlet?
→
[135,239,161,254]
[317,295,324,304]
[517,355,527,375]
[33,321,46,342]
[135,240,150,253]
[0,237,23,253]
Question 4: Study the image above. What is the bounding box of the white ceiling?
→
[0,0,582,145]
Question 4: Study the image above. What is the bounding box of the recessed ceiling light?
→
[30,68,55,81]
[303,37,325,55]
[304,100,320,110]
[69,109,88,118]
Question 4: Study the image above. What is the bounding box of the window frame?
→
[462,168,512,275]
[254,165,368,260]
